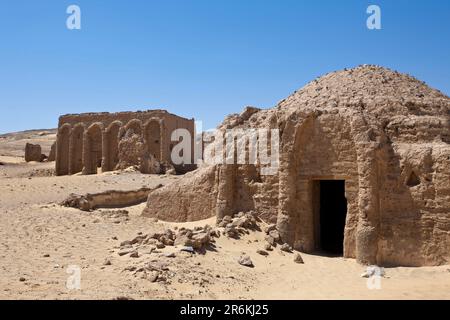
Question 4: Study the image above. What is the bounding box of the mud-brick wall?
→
[58,110,189,129]
[292,114,360,256]
[377,141,450,266]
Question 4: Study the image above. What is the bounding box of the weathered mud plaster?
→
[144,66,449,266]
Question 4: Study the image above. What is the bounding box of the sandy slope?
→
[0,131,449,300]
[0,129,56,158]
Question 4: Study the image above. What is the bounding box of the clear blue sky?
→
[0,0,449,133]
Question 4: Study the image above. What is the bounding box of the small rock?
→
[224,225,239,238]
[264,224,277,234]
[268,230,281,242]
[164,252,176,258]
[43,254,50,258]
[257,249,269,256]
[265,235,276,246]
[180,246,195,253]
[223,215,232,223]
[294,253,304,264]
[280,243,293,253]
[174,234,193,247]
[148,271,159,282]
[238,255,254,268]
[191,232,210,249]
[130,235,146,245]
[120,240,132,247]
[124,266,136,272]
[264,243,273,251]
[129,251,139,258]
[19,277,26,282]
[156,242,165,249]
[118,248,134,256]
[103,259,112,266]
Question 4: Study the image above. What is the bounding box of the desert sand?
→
[0,130,449,300]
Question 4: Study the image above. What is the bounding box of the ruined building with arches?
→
[55,110,195,176]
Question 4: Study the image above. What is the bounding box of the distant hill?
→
[0,129,57,157]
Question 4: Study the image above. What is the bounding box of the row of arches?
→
[56,119,164,176]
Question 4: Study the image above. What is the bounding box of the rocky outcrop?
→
[142,166,218,222]
[61,185,162,211]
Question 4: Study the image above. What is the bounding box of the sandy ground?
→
[0,131,450,300]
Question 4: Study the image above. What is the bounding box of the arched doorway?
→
[124,119,142,137]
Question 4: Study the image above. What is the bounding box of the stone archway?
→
[144,119,162,161]
[56,124,71,176]
[69,123,85,174]
[124,119,142,137]
[83,123,104,175]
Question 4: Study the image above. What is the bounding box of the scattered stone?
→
[257,249,269,256]
[129,251,139,258]
[118,248,134,256]
[280,243,293,253]
[191,232,210,249]
[130,235,146,245]
[43,254,50,258]
[164,252,176,258]
[294,253,304,264]
[238,255,254,268]
[268,230,281,242]
[156,242,165,249]
[264,224,277,234]
[264,243,273,251]
[210,229,220,238]
[174,234,193,247]
[265,235,276,246]
[180,246,195,253]
[124,266,137,272]
[103,259,112,266]
[19,277,26,282]
[148,271,159,282]
[224,225,239,238]
[160,236,174,246]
